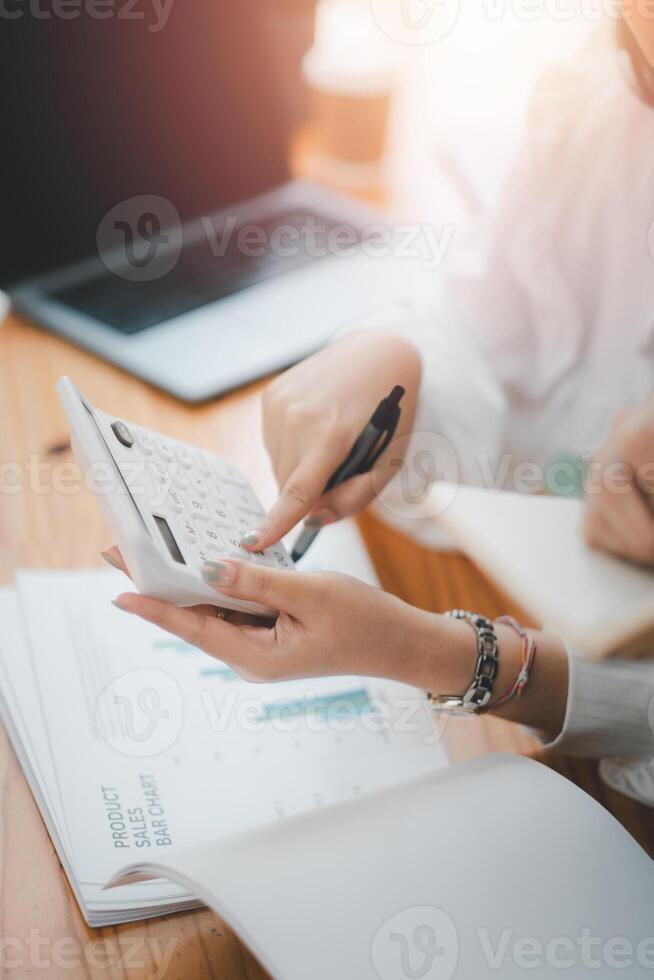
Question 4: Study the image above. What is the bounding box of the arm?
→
[542,392,654,767]
[583,395,654,564]
[110,550,654,802]
[110,552,569,743]
[250,58,590,552]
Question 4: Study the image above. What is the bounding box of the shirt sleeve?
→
[531,649,654,805]
[539,651,654,759]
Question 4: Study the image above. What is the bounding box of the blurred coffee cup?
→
[302,0,397,168]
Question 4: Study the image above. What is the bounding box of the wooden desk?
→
[0,315,651,979]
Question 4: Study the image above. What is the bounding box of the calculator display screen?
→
[153,516,186,566]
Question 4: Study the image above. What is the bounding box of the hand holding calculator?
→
[57,378,293,618]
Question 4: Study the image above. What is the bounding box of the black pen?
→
[291,385,405,563]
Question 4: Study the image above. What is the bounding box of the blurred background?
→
[297,0,595,219]
[0,0,601,397]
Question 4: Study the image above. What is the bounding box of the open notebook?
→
[111,753,654,979]
[429,483,654,658]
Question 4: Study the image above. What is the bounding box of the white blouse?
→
[365,28,654,804]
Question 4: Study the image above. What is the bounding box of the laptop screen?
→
[0,1,315,287]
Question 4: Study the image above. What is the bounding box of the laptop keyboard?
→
[50,210,357,335]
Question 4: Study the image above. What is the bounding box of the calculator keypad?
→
[115,425,292,577]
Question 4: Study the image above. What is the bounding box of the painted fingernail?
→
[101,550,122,570]
[240,529,263,549]
[202,560,236,586]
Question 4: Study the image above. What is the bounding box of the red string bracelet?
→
[484,616,538,712]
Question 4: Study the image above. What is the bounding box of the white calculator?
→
[57,377,293,618]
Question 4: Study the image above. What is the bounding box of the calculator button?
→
[174,444,194,469]
[147,459,169,485]
[173,468,190,491]
[194,452,213,478]
[111,421,134,448]
[187,496,210,521]
[199,526,226,552]
[229,546,251,561]
[166,487,184,513]
[210,485,229,506]
[210,504,232,529]
[231,487,264,516]
[251,549,275,566]
[232,509,254,534]
[189,475,209,498]
[225,534,250,558]
[179,516,199,543]
[156,439,174,462]
[272,549,291,569]
[135,429,154,455]
[250,547,281,567]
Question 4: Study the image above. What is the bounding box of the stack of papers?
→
[0,521,447,925]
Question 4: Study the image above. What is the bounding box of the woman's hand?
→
[106,547,569,739]
[243,329,422,553]
[111,553,429,684]
[583,395,654,565]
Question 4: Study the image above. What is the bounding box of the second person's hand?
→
[583,395,654,565]
[242,329,422,553]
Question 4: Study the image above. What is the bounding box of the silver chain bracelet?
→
[427,610,500,716]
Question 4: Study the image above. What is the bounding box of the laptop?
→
[0,1,422,402]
